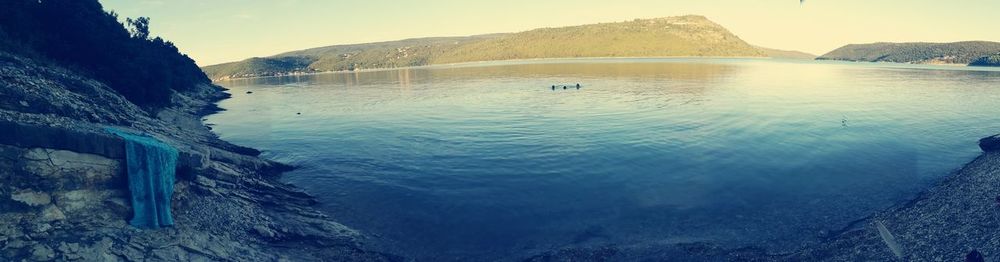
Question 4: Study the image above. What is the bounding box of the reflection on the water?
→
[224,58,743,87]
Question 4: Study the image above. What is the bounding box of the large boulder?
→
[980,134,1000,152]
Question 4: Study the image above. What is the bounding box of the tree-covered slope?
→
[201,35,504,80]
[816,41,1000,65]
[970,53,1000,67]
[199,56,315,79]
[288,35,505,72]
[202,15,780,80]
[0,0,210,109]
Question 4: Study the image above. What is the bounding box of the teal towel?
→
[106,128,178,229]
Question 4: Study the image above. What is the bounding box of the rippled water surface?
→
[207,58,1000,259]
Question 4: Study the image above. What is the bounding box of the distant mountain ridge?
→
[203,15,807,80]
[817,41,1000,65]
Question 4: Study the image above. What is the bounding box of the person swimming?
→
[551,85,556,90]
[563,86,567,89]
[576,83,581,89]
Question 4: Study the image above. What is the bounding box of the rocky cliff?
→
[0,51,396,261]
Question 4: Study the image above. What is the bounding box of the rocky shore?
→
[527,138,1000,261]
[0,52,399,261]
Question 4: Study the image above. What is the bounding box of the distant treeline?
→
[816,41,1000,66]
[0,0,209,109]
[969,53,1000,67]
[202,16,785,80]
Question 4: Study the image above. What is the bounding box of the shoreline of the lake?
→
[211,56,1000,83]
[528,138,1000,261]
[782,144,1000,260]
[209,56,781,81]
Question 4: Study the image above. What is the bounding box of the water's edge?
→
[511,145,1000,260]
[212,57,1000,82]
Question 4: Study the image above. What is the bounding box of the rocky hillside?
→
[0,50,398,261]
[0,1,395,260]
[816,41,1000,65]
[429,16,765,64]
[202,15,804,80]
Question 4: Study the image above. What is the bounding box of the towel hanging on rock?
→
[106,127,178,229]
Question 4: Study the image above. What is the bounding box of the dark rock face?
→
[967,250,985,262]
[969,54,1000,67]
[980,135,1000,152]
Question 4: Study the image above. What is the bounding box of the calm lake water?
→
[207,58,1000,260]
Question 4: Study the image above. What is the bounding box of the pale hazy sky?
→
[99,0,1000,66]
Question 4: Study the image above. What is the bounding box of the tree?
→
[126,16,150,40]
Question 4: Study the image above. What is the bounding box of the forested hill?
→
[203,15,786,80]
[816,41,1000,65]
[0,0,210,109]
[428,16,764,64]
